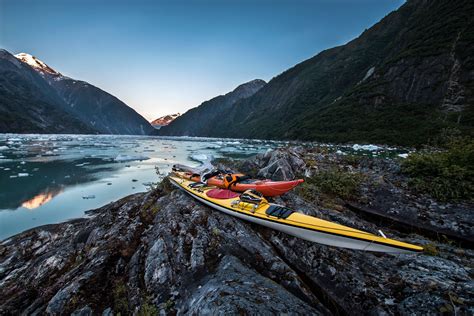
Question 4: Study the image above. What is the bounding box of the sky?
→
[0,0,404,120]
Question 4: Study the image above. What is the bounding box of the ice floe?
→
[114,154,150,162]
[352,144,381,151]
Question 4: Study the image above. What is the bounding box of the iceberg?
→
[189,154,209,163]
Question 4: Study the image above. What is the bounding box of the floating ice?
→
[352,144,381,151]
[0,146,8,151]
[75,162,90,167]
[18,173,29,177]
[114,154,150,162]
[398,153,409,159]
[189,154,209,163]
[206,144,221,149]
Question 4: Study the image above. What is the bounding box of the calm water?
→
[0,134,409,240]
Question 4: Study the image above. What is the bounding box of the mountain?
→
[0,49,154,135]
[0,49,95,133]
[158,79,266,136]
[151,113,181,129]
[164,0,474,146]
[15,53,154,135]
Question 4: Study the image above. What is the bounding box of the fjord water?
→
[0,134,281,240]
[0,134,407,240]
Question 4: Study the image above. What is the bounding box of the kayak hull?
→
[169,176,423,253]
[173,171,303,196]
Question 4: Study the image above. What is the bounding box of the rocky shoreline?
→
[1,147,473,315]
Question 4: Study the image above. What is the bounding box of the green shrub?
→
[301,168,364,200]
[138,296,158,316]
[113,280,129,314]
[423,243,438,256]
[402,137,474,201]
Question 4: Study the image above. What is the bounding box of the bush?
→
[402,137,474,201]
[300,168,364,200]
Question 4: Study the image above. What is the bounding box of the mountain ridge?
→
[159,0,474,146]
[0,49,96,134]
[158,79,266,136]
[0,49,154,135]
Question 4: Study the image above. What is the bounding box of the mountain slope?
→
[159,79,266,136]
[14,53,154,135]
[182,0,474,145]
[0,49,95,133]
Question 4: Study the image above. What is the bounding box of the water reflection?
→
[0,158,115,210]
[21,188,63,210]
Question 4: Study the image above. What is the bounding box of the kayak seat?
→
[266,205,294,219]
[206,189,240,199]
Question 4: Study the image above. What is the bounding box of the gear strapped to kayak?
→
[169,175,424,253]
[222,173,251,188]
[172,169,304,197]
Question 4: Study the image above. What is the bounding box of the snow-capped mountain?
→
[8,51,154,135]
[151,113,181,129]
[14,53,60,76]
[0,49,95,133]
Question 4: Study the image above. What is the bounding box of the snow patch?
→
[14,53,60,75]
[362,67,375,82]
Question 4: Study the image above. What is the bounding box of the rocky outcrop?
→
[1,147,473,315]
[238,147,474,245]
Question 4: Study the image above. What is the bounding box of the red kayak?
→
[172,170,304,197]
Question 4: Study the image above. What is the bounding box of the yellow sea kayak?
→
[169,176,423,254]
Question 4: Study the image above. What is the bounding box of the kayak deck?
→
[169,176,423,253]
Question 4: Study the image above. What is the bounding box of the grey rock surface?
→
[0,147,473,315]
